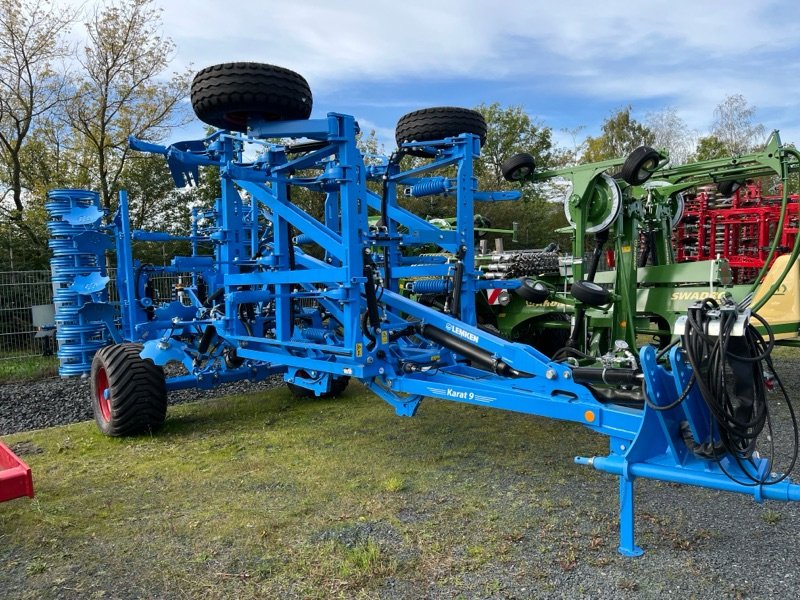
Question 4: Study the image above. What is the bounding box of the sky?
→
[113,0,800,152]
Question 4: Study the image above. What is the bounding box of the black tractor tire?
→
[620,146,660,186]
[396,107,486,156]
[571,280,612,307]
[501,152,536,182]
[191,63,312,132]
[514,277,550,303]
[90,343,167,437]
[717,179,742,197]
[288,374,350,399]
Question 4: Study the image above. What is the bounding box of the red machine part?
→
[0,440,34,502]
[675,181,800,283]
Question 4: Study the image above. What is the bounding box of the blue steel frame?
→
[73,109,800,556]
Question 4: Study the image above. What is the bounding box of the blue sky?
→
[145,0,800,153]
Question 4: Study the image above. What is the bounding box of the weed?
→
[761,509,783,525]
[617,578,638,591]
[25,557,48,576]
[383,475,406,493]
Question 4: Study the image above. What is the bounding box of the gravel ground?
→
[3,355,800,598]
[0,372,282,436]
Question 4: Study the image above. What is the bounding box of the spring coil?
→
[409,278,450,294]
[301,327,332,342]
[46,189,109,377]
[406,177,449,197]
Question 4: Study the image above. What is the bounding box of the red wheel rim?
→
[95,367,111,422]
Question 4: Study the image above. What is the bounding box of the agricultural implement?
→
[47,62,800,555]
[492,131,800,354]
[675,180,799,283]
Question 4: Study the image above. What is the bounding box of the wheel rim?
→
[95,367,111,422]
[513,166,532,180]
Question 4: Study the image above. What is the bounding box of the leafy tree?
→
[472,103,567,249]
[119,155,177,230]
[582,106,654,162]
[711,94,765,155]
[66,0,192,211]
[0,0,76,247]
[646,106,695,166]
[690,135,728,162]
[475,102,561,189]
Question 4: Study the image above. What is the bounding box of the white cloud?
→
[60,0,799,143]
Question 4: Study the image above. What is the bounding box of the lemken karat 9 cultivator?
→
[47,63,800,555]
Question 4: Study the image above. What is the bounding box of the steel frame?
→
[49,112,800,555]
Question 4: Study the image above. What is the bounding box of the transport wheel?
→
[620,146,660,185]
[717,179,742,196]
[514,277,550,303]
[90,343,167,437]
[190,62,313,132]
[501,152,536,181]
[287,374,350,399]
[395,107,487,156]
[518,313,570,358]
[571,280,612,306]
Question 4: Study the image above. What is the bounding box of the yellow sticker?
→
[381,330,388,344]
[355,343,363,358]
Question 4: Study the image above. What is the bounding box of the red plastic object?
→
[0,440,34,502]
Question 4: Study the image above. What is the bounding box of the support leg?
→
[618,475,644,557]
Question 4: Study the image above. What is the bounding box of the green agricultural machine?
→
[479,132,800,358]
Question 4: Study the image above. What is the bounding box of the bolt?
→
[620,444,626,451]
[546,369,556,380]
[366,356,374,364]
[563,371,571,379]
[378,367,385,374]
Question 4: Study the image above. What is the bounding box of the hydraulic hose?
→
[751,147,800,311]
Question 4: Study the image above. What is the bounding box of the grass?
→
[0,355,59,384]
[0,381,617,599]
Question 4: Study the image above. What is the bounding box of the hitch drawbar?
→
[421,324,529,378]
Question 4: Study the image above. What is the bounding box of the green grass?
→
[0,382,613,599]
[0,355,59,384]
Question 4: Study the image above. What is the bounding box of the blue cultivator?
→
[51,63,800,555]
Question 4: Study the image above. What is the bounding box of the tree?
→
[473,103,567,249]
[475,102,562,189]
[0,0,76,247]
[66,0,192,211]
[690,135,728,162]
[711,94,765,155]
[582,106,654,163]
[646,106,695,166]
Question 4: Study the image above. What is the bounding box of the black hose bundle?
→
[681,297,798,484]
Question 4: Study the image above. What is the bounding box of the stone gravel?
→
[0,372,282,436]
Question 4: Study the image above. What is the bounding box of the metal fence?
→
[0,271,55,359]
[0,268,193,361]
